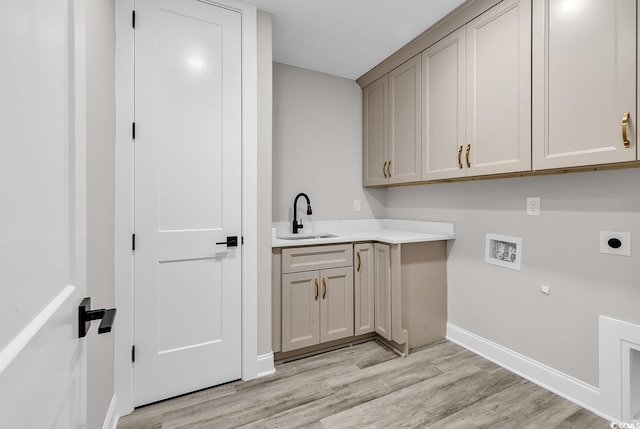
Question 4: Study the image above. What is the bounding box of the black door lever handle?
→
[216,236,238,247]
[79,297,117,338]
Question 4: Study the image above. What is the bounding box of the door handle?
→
[622,111,630,148]
[79,297,117,338]
[322,278,327,299]
[465,144,471,168]
[216,236,238,247]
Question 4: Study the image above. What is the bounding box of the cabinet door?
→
[374,243,391,341]
[422,27,466,181]
[354,243,374,335]
[389,55,422,184]
[320,267,354,343]
[282,271,320,352]
[466,0,531,176]
[363,75,389,186]
[533,0,636,169]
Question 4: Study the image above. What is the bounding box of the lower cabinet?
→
[354,243,374,335]
[373,243,392,341]
[281,266,353,352]
[274,241,447,357]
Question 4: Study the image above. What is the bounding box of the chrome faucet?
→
[292,193,312,234]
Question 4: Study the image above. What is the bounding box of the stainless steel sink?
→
[277,233,338,240]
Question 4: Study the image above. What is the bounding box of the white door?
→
[134,0,243,406]
[0,0,88,428]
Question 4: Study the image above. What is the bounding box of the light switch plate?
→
[600,231,631,256]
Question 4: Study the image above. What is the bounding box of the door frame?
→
[114,0,259,416]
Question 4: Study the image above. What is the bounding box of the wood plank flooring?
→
[118,340,609,428]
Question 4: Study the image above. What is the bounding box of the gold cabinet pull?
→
[387,161,392,178]
[465,144,471,168]
[383,161,388,178]
[357,252,361,272]
[458,146,463,169]
[322,278,327,299]
[314,279,319,301]
[622,112,630,148]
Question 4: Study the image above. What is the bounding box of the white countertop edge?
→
[271,218,455,248]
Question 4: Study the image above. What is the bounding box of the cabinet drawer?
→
[282,244,353,274]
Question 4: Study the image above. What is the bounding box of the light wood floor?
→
[118,340,608,428]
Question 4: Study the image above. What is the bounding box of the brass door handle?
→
[622,112,630,148]
[383,161,388,178]
[322,278,327,299]
[458,146,463,169]
[465,144,471,168]
[356,252,361,272]
[387,161,392,178]
[314,279,319,301]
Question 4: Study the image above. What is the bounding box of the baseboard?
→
[256,352,275,378]
[446,323,614,422]
[102,394,119,429]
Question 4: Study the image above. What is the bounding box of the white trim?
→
[256,352,276,378]
[101,395,119,429]
[0,285,76,375]
[237,0,259,383]
[114,0,259,416]
[446,322,614,422]
[114,0,135,416]
[599,316,640,422]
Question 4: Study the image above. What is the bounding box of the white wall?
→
[384,168,640,387]
[272,63,385,226]
[86,0,116,427]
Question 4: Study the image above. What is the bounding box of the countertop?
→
[272,219,455,248]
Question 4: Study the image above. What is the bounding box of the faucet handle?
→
[298,218,304,229]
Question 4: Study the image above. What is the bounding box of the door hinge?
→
[132,10,136,29]
[132,122,136,140]
[132,234,136,251]
[242,236,244,245]
[132,345,136,363]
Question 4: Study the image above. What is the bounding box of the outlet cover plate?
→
[527,197,540,216]
[600,231,631,256]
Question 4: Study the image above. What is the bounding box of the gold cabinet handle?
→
[465,144,471,168]
[314,279,319,301]
[322,278,327,299]
[387,161,392,178]
[622,112,630,148]
[383,161,388,178]
[457,146,463,169]
[356,252,361,272]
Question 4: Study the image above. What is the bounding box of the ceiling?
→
[240,0,467,80]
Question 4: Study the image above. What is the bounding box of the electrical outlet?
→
[353,199,361,212]
[541,285,550,295]
[527,197,540,216]
[600,231,631,256]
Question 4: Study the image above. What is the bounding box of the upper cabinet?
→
[362,0,640,187]
[422,28,466,181]
[422,0,531,180]
[389,56,422,184]
[363,56,422,186]
[465,0,531,176]
[363,75,388,186]
[532,0,637,169]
